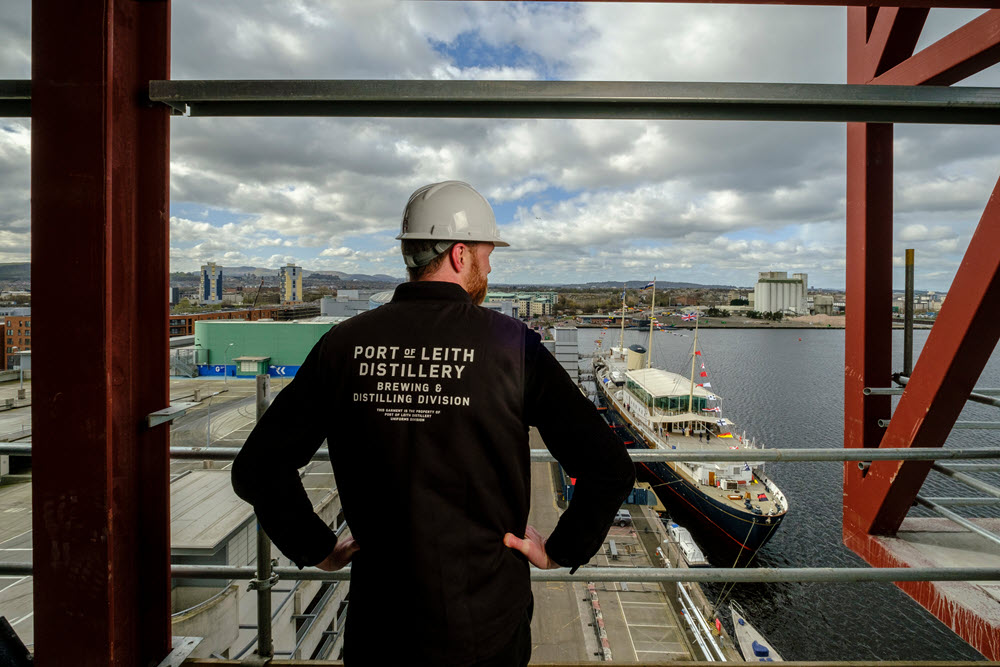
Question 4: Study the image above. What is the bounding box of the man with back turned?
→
[232,180,635,666]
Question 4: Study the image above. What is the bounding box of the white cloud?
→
[0,2,997,290]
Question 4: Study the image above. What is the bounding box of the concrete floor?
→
[527,428,695,663]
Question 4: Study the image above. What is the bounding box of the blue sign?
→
[198,364,230,377]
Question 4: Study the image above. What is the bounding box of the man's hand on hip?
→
[503,525,560,570]
[315,536,360,571]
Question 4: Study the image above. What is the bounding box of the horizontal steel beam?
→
[939,463,1000,472]
[866,385,1000,397]
[2,442,999,463]
[932,463,1000,499]
[0,80,30,117]
[897,374,1000,408]
[919,497,1000,507]
[916,496,1000,548]
[3,561,998,584]
[878,418,1000,429]
[148,80,1000,124]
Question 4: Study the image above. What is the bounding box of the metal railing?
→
[4,386,1000,662]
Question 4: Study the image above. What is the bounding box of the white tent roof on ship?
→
[625,367,718,400]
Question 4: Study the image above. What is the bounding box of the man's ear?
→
[448,243,466,273]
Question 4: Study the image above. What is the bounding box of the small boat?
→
[666,522,709,567]
[730,600,784,662]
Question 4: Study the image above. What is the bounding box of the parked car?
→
[614,509,632,527]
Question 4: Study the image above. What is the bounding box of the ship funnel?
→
[627,344,647,370]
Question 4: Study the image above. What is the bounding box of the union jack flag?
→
[682,313,697,321]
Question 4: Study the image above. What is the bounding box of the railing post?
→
[252,373,275,658]
[254,525,275,659]
[256,374,271,421]
[904,248,915,377]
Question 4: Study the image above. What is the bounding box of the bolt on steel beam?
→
[148,80,1000,124]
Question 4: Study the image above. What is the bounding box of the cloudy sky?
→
[1,3,997,289]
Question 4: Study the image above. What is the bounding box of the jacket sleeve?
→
[524,333,635,571]
[231,336,338,568]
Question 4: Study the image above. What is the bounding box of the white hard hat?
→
[397,180,509,248]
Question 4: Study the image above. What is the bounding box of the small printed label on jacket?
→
[352,345,475,422]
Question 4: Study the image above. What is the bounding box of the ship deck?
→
[628,431,785,518]
[596,359,786,518]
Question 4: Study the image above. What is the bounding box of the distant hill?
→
[0,263,30,281]
[546,280,739,290]
[177,266,403,283]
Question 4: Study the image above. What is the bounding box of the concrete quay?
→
[529,427,706,663]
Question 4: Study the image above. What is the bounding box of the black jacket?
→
[232,281,635,665]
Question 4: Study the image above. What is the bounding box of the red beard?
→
[467,252,488,305]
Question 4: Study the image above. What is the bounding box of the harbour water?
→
[578,326,998,661]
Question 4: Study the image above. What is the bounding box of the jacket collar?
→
[391,281,472,304]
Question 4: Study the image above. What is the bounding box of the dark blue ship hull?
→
[600,395,785,564]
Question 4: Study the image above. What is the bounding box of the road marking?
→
[0,547,32,551]
[615,588,640,660]
[10,612,33,626]
[626,623,676,628]
[0,576,29,595]
[620,601,669,606]
[0,529,31,547]
[637,649,688,654]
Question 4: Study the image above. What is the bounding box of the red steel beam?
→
[844,6,1000,540]
[843,7,897,537]
[857,173,1000,535]
[31,2,172,666]
[873,9,1000,86]
[864,8,929,81]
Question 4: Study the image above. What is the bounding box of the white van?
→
[614,509,632,526]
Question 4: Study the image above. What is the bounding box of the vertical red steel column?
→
[31,2,171,666]
[843,7,894,537]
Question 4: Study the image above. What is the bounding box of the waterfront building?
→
[280,263,303,304]
[4,315,31,371]
[485,291,556,318]
[482,300,519,318]
[200,262,223,304]
[320,291,377,318]
[754,271,808,315]
[813,294,835,315]
[193,319,337,377]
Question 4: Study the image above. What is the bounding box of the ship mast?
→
[646,278,656,369]
[618,283,626,358]
[688,308,699,417]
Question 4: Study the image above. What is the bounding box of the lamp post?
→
[223,342,235,384]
